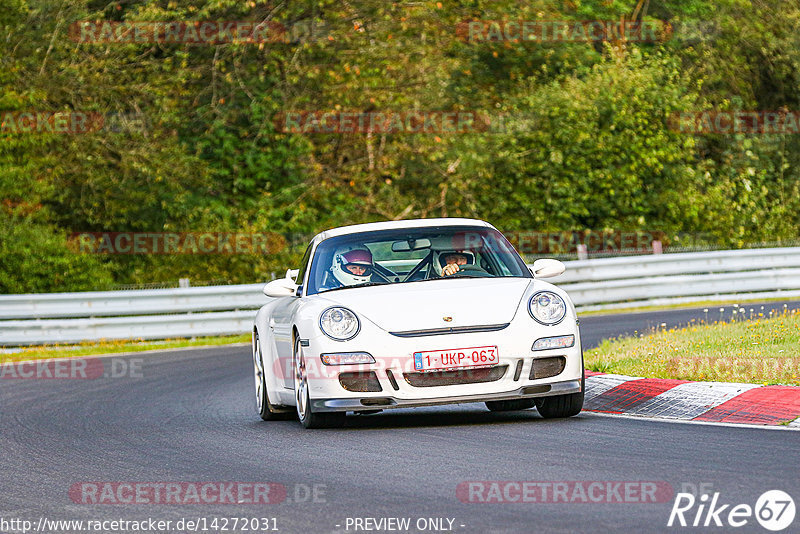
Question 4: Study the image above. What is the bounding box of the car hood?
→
[316,278,533,333]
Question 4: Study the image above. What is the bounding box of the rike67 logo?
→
[668,490,795,531]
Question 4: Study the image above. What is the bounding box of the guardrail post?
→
[652,240,663,254]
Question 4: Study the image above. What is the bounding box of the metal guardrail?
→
[0,284,267,320]
[549,247,800,311]
[2,247,800,345]
[551,247,800,283]
[0,311,257,346]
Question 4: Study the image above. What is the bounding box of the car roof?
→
[311,218,495,244]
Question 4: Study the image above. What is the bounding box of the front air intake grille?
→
[389,323,509,338]
[529,356,566,380]
[403,365,508,387]
[339,371,382,392]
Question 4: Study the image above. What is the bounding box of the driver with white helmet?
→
[323,245,374,289]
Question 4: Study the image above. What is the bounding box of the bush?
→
[0,215,114,294]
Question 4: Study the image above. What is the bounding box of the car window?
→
[369,242,430,275]
[306,225,530,295]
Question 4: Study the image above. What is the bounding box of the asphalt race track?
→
[2,303,799,534]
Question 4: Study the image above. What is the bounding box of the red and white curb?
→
[584,371,800,428]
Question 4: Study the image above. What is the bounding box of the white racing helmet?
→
[331,245,373,286]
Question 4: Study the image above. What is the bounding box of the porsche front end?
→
[298,278,584,414]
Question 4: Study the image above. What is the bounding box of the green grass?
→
[1,334,250,362]
[585,309,800,385]
[578,296,800,316]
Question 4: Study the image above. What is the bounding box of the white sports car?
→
[252,218,584,428]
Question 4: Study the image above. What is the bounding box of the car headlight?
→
[528,291,567,325]
[319,307,360,340]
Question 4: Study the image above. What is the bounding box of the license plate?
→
[413,346,499,372]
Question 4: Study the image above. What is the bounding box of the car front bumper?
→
[310,377,582,412]
[301,314,584,412]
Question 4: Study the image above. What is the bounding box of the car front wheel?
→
[534,372,585,419]
[294,338,345,429]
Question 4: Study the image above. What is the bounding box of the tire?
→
[485,399,536,412]
[294,338,346,429]
[254,331,292,421]
[534,371,585,419]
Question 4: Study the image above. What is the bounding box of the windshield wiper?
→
[323,281,390,292]
[403,274,486,283]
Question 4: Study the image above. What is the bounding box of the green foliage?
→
[450,50,704,235]
[0,213,114,293]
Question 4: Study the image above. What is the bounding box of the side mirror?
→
[531,259,566,278]
[263,278,298,298]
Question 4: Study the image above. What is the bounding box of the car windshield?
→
[306,225,531,295]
